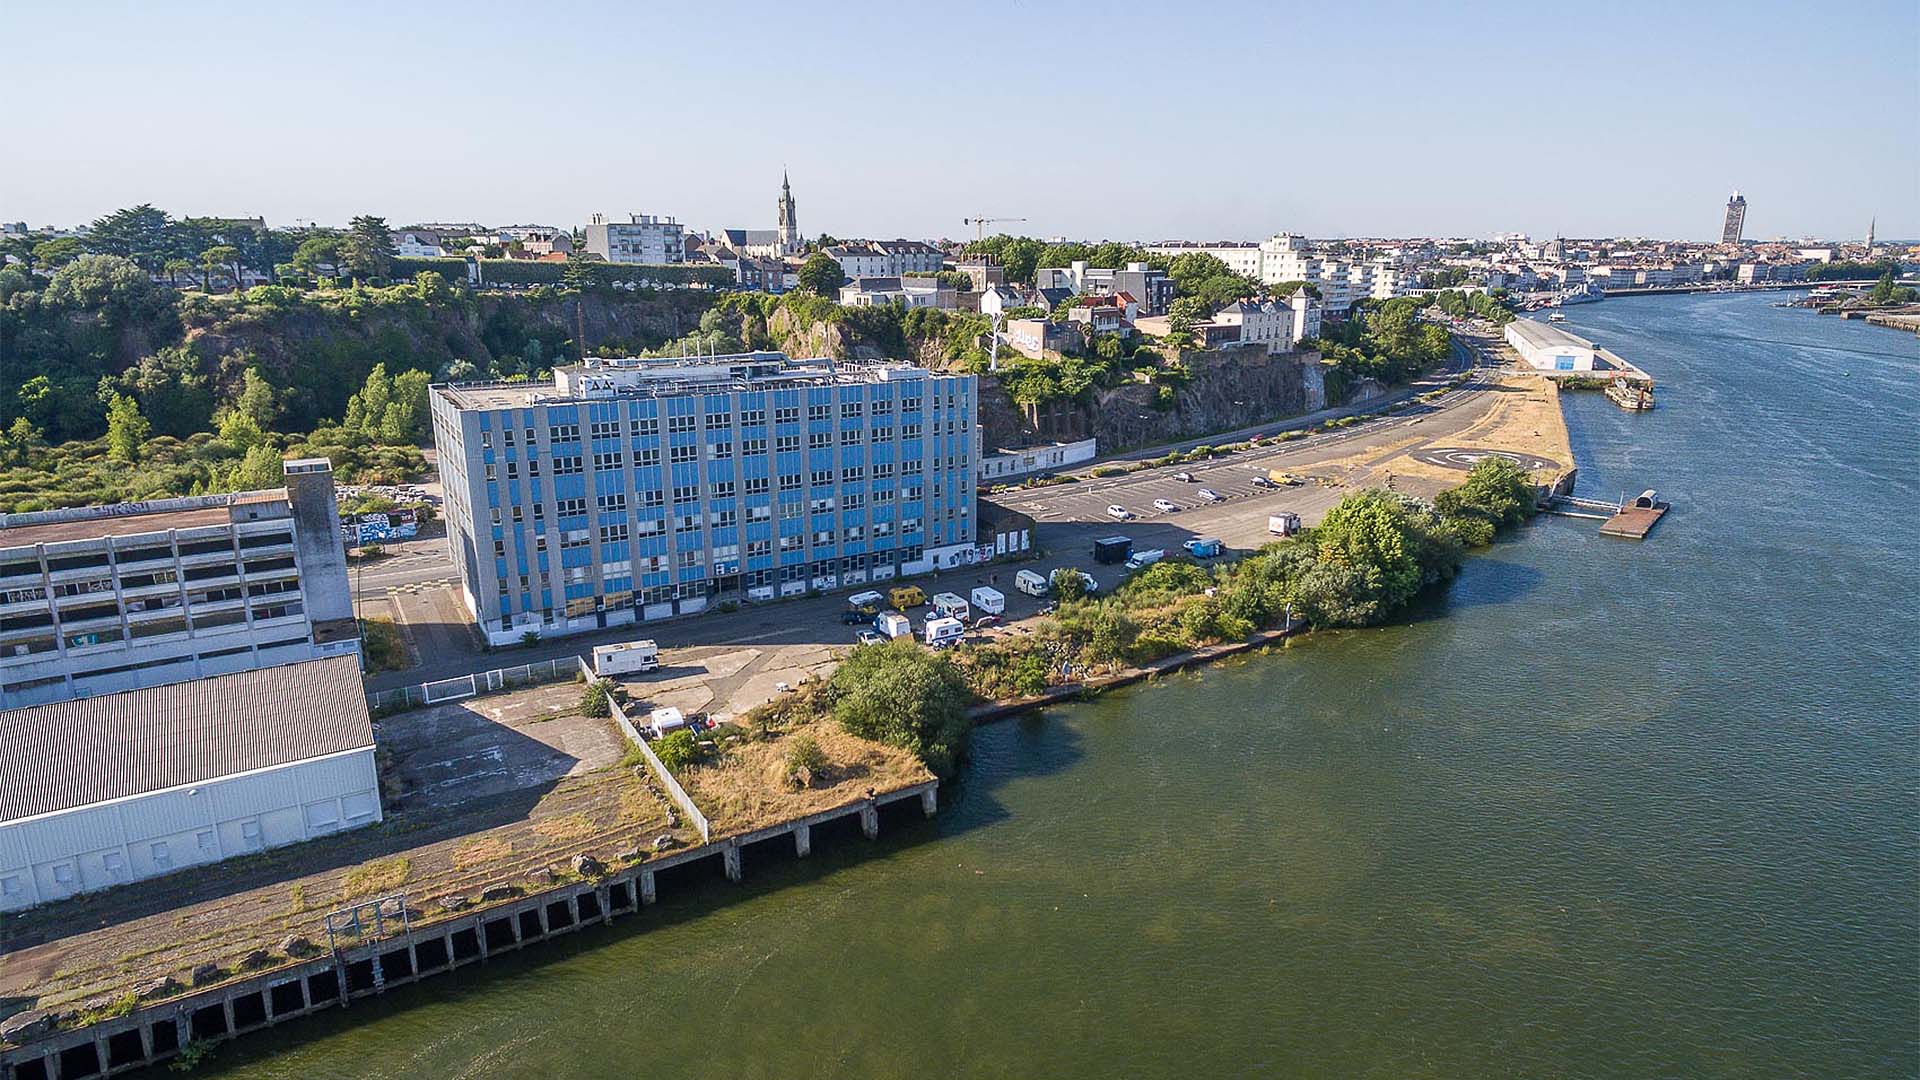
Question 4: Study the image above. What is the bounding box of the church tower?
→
[1866,216,1875,252]
[776,171,799,255]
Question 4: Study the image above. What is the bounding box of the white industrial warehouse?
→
[0,654,380,912]
[1505,318,1598,371]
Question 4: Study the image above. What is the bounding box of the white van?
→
[931,592,971,622]
[1014,569,1050,597]
[847,590,886,611]
[923,616,965,648]
[647,706,689,738]
[969,586,1006,616]
[592,640,659,677]
[875,611,913,639]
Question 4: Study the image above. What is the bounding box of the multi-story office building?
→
[430,353,979,646]
[0,460,358,708]
[584,212,686,265]
[1721,191,1747,245]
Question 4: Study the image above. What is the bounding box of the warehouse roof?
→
[0,655,374,823]
[1506,318,1595,351]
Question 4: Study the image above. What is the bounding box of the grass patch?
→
[341,857,411,900]
[286,884,309,916]
[532,813,597,842]
[359,617,408,673]
[452,836,513,869]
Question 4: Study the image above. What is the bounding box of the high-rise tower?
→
[1721,191,1747,245]
[1866,217,1875,252]
[776,171,799,255]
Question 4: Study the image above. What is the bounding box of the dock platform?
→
[1600,502,1667,539]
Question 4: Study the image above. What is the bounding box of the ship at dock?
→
[1606,376,1654,410]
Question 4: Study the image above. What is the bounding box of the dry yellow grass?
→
[340,857,411,900]
[682,720,932,833]
[532,813,598,842]
[452,836,513,869]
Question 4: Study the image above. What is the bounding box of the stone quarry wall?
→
[981,349,1325,454]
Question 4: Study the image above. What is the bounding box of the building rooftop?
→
[0,489,290,549]
[435,352,949,411]
[0,654,374,823]
[1507,318,1595,351]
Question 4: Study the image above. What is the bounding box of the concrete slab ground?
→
[377,686,627,815]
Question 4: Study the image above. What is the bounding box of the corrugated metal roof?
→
[0,655,373,823]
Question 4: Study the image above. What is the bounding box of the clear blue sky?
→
[2,1,1913,242]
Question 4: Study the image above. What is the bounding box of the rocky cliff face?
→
[980,348,1326,454]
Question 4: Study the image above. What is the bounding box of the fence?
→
[366,657,579,713]
[605,690,711,844]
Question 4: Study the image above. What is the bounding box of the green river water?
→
[207,292,1919,1079]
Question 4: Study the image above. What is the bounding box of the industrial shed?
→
[1505,318,1598,371]
[0,654,380,912]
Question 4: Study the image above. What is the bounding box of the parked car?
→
[1106,503,1133,520]
[840,609,874,624]
[1173,471,1195,482]
[1250,475,1275,489]
[1197,488,1223,502]
[1152,498,1179,513]
[855,629,885,646]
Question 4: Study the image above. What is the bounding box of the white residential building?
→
[584,213,686,265]
[1212,299,1293,353]
[393,231,446,259]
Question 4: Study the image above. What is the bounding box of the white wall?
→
[0,747,380,912]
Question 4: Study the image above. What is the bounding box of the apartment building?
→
[584,213,686,265]
[1032,261,1176,315]
[0,460,358,709]
[430,354,979,646]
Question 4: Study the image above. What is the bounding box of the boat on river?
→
[1605,376,1654,410]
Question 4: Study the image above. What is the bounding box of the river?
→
[206,292,1919,1079]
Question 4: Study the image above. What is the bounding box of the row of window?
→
[479,394,960,450]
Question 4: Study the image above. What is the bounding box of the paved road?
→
[362,338,1507,692]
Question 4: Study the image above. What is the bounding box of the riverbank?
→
[0,351,1582,1075]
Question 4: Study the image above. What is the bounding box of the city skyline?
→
[0,2,1914,241]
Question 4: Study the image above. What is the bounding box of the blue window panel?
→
[536,553,550,573]
[642,571,671,588]
[843,541,867,556]
[746,522,772,541]
[678,566,707,584]
[556,475,587,500]
[604,576,632,594]
[638,537,668,557]
[603,541,629,561]
[776,451,802,470]
[872,536,896,551]
[712,527,738,546]
[494,557,508,577]
[498,596,512,617]
[747,555,773,571]
[708,463,734,482]
[540,589,553,609]
[780,550,806,566]
[548,405,580,424]
[478,413,493,430]
[565,583,595,602]
[671,463,700,486]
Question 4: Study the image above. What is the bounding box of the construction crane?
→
[963,216,1026,243]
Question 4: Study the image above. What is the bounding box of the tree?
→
[162,257,196,288]
[0,417,40,466]
[104,392,151,463]
[109,346,213,437]
[338,216,396,281]
[86,204,172,270]
[31,237,84,269]
[1434,456,1537,531]
[229,367,279,429]
[42,255,171,322]
[1050,567,1091,600]
[216,443,286,492]
[796,252,846,295]
[412,270,452,304]
[561,254,604,291]
[201,245,241,292]
[829,640,973,775]
[291,234,342,280]
[1870,271,1898,304]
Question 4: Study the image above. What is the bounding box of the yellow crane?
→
[962,216,1026,243]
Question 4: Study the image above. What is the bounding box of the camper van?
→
[1014,569,1050,597]
[592,640,660,677]
[969,586,1006,617]
[931,592,972,623]
[846,590,886,612]
[647,706,689,738]
[1267,512,1301,537]
[874,611,913,639]
[923,616,965,648]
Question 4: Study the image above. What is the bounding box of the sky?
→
[2,0,1914,243]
